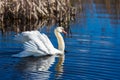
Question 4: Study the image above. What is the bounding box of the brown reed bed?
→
[0,0,77,34]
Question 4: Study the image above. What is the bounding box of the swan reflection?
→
[55,54,65,79]
[16,54,65,80]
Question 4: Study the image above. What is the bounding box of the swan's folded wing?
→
[41,34,54,49]
[23,40,38,50]
[14,31,50,54]
[14,31,33,42]
[30,31,50,54]
[41,33,62,54]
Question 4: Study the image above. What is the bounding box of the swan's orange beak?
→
[62,30,67,34]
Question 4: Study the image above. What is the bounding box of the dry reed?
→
[0,0,76,34]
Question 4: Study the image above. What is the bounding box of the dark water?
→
[0,1,120,80]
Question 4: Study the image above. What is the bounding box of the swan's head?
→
[55,27,67,34]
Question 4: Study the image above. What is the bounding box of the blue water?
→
[0,1,120,80]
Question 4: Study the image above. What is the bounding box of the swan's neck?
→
[54,30,65,52]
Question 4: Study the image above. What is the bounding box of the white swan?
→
[13,27,67,57]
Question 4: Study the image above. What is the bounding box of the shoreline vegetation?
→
[0,0,77,34]
[0,0,119,34]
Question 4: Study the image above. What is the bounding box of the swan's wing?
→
[40,33,62,54]
[30,31,52,54]
[30,31,50,54]
[23,40,38,50]
[14,31,50,55]
[12,40,50,57]
[14,31,36,42]
[14,34,29,43]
